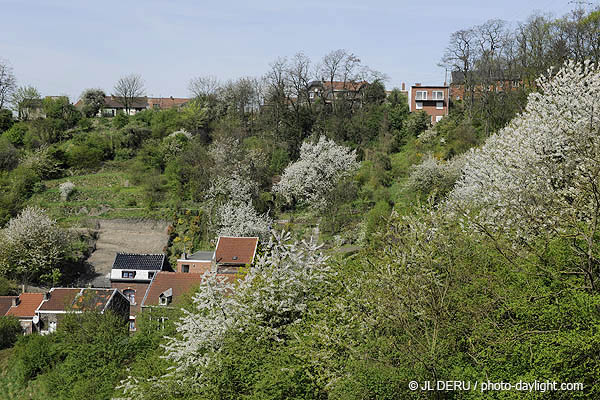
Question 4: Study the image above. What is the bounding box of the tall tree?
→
[0,59,17,109]
[10,85,41,121]
[80,88,106,117]
[113,74,145,114]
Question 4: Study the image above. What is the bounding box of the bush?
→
[0,136,18,171]
[0,108,14,134]
[3,122,28,146]
[112,112,129,129]
[0,316,22,349]
[0,276,18,295]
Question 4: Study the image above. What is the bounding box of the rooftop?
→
[112,253,165,271]
[215,236,259,265]
[0,296,18,316]
[5,293,44,318]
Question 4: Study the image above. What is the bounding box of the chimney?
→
[12,297,19,307]
[181,252,187,260]
[415,83,421,87]
[44,292,50,301]
[401,82,406,91]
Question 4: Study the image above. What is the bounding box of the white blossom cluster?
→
[274,136,359,209]
[58,181,75,201]
[216,200,271,240]
[121,231,329,396]
[406,153,466,195]
[0,206,69,283]
[447,60,600,242]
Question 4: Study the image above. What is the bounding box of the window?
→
[415,102,423,110]
[129,319,136,331]
[182,264,190,273]
[160,296,171,306]
[435,115,443,123]
[432,91,444,100]
[436,101,443,110]
[148,272,155,279]
[122,271,136,279]
[415,91,427,101]
[309,92,314,99]
[123,289,135,304]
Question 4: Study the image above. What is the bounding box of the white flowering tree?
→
[119,231,330,397]
[216,200,271,240]
[274,136,359,210]
[205,173,271,240]
[0,207,71,286]
[406,153,465,196]
[447,60,600,290]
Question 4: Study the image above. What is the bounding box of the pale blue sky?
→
[0,0,576,101]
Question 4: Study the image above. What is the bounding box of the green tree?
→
[80,88,106,117]
[0,316,22,349]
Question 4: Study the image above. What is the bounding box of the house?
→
[0,296,18,316]
[176,250,214,274]
[110,253,167,331]
[176,236,259,275]
[307,80,368,104]
[214,236,259,274]
[36,288,130,334]
[3,293,44,334]
[74,96,191,117]
[140,272,205,309]
[449,70,523,101]
[410,83,450,124]
[147,97,190,110]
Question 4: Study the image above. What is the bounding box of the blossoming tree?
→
[274,136,359,210]
[448,60,600,290]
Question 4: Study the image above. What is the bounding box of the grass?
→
[0,348,47,400]
[27,171,169,224]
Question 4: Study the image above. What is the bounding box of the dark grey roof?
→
[188,251,213,261]
[112,253,165,271]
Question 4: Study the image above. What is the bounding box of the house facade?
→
[410,83,450,124]
[3,293,45,334]
[176,250,214,274]
[110,253,167,331]
[35,288,130,334]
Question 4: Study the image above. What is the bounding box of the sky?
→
[0,0,578,101]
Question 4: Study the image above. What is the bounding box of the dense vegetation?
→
[1,5,600,400]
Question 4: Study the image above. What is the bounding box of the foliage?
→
[274,136,359,210]
[0,109,13,134]
[58,181,75,201]
[120,231,330,398]
[0,137,18,171]
[0,206,72,285]
[80,89,106,118]
[0,317,21,350]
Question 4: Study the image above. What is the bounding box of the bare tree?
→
[189,75,221,98]
[113,74,145,114]
[318,49,363,110]
[0,59,17,109]
[441,28,477,115]
[11,85,41,120]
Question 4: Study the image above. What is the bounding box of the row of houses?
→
[73,96,191,116]
[0,236,259,334]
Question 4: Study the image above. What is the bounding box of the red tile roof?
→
[37,288,81,312]
[0,296,17,316]
[215,236,258,265]
[147,97,190,110]
[323,81,367,91]
[141,272,204,307]
[5,293,44,318]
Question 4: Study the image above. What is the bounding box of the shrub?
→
[0,316,22,349]
[59,181,75,201]
[0,136,18,171]
[3,122,28,146]
[112,112,129,129]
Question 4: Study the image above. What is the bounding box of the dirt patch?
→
[86,219,170,287]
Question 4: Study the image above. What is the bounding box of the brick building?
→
[410,83,450,124]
